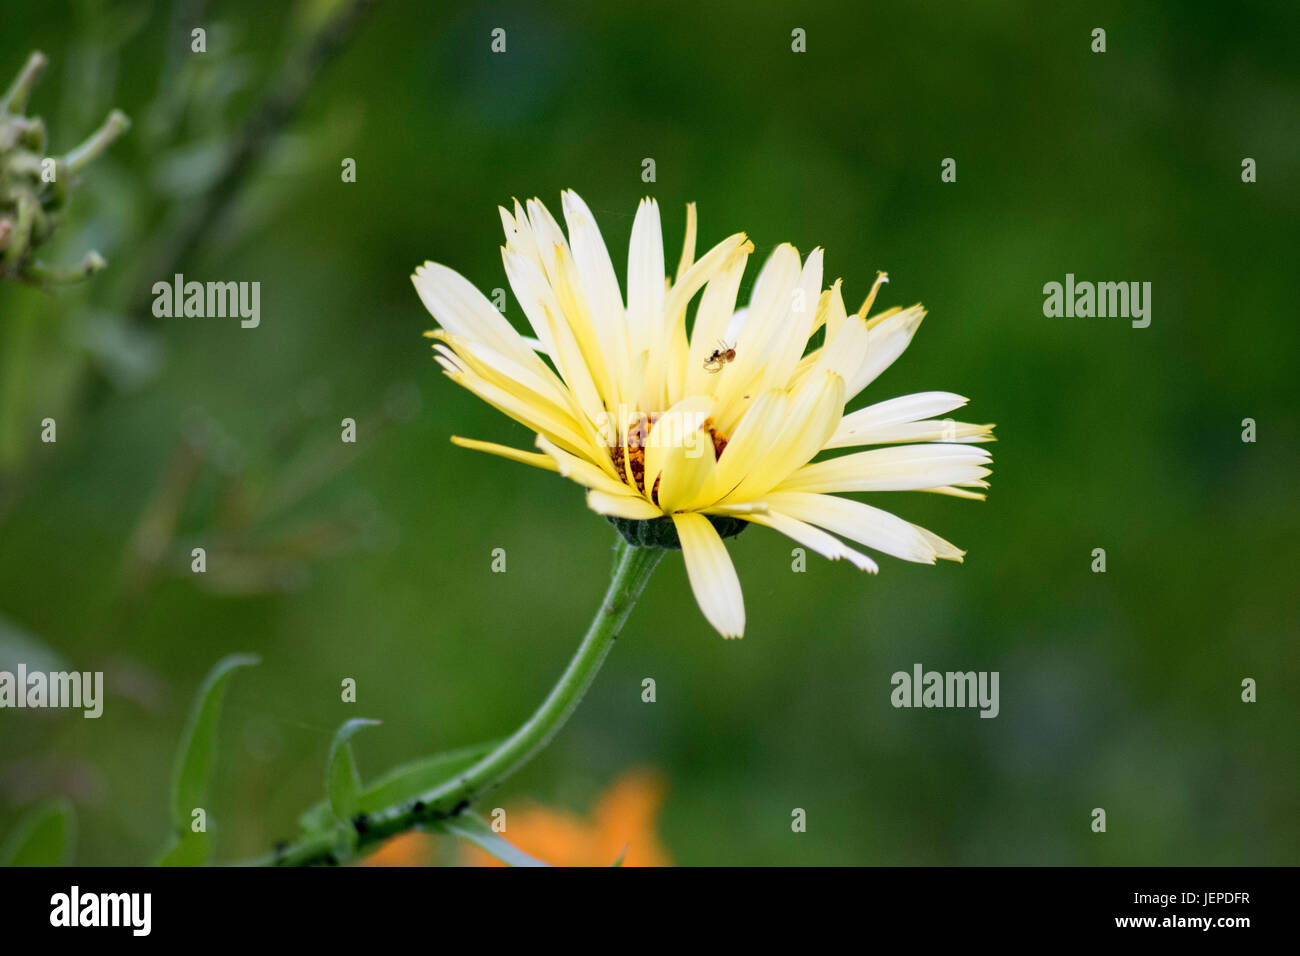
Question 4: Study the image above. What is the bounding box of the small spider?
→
[703,340,736,372]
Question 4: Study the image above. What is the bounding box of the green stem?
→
[63,109,130,173]
[22,251,106,286]
[1,51,47,115]
[271,540,664,866]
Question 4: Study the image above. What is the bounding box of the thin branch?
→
[1,51,48,115]
[131,0,378,315]
[62,109,130,172]
[22,250,107,286]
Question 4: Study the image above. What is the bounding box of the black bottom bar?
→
[0,865,1281,942]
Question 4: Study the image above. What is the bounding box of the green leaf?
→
[154,829,211,867]
[297,800,335,837]
[168,653,259,834]
[326,718,381,823]
[440,812,548,868]
[0,799,75,866]
[355,740,496,813]
[297,739,497,836]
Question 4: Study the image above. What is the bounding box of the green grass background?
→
[1,0,1296,864]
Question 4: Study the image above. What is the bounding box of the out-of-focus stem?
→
[23,251,107,285]
[1,51,47,115]
[63,110,130,173]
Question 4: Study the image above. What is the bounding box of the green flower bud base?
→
[605,513,750,549]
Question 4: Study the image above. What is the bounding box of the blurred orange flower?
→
[359,768,670,867]
[358,829,436,867]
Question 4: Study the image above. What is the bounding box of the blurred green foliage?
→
[0,0,1296,865]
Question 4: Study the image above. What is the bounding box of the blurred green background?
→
[1,0,1296,865]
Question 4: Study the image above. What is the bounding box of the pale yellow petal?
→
[442,365,600,464]
[430,330,576,418]
[845,305,926,399]
[536,435,637,499]
[727,370,845,502]
[645,232,750,410]
[672,513,745,638]
[710,244,802,416]
[827,419,995,448]
[757,247,823,392]
[679,244,750,400]
[524,198,570,284]
[702,389,789,503]
[550,243,619,406]
[561,189,631,385]
[626,198,666,361]
[413,262,539,370]
[503,198,544,269]
[919,484,990,500]
[500,246,562,358]
[828,391,970,447]
[744,510,879,573]
[822,278,848,347]
[450,435,559,472]
[776,444,993,494]
[675,202,697,282]
[762,491,957,564]
[586,489,662,519]
[643,396,716,512]
[806,311,871,386]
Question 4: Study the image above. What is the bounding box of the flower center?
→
[609,413,729,505]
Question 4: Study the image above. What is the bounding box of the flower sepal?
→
[605,514,748,550]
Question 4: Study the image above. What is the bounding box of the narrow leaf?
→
[297,740,497,838]
[0,799,75,866]
[154,829,211,867]
[297,801,335,837]
[355,740,497,813]
[327,718,381,823]
[169,653,259,833]
[441,812,549,867]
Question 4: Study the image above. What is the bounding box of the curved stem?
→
[63,109,130,173]
[271,540,664,865]
[1,51,47,116]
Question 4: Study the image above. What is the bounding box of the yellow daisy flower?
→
[414,190,993,638]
